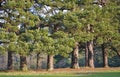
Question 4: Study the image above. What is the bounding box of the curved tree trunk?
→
[47,55,54,71]
[85,43,89,67]
[102,44,109,67]
[20,55,27,71]
[71,42,79,69]
[7,51,13,70]
[88,41,94,68]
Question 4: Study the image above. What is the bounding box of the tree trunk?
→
[7,51,13,70]
[36,53,40,69]
[102,44,109,67]
[20,55,27,71]
[47,55,54,71]
[71,42,79,69]
[85,43,89,67]
[88,41,94,68]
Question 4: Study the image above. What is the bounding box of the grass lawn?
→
[0,72,120,77]
[0,68,120,77]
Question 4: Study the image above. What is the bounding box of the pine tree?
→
[51,31,75,70]
[2,0,39,70]
[31,29,44,69]
[0,0,119,71]
[38,0,96,69]
[94,0,120,67]
[7,32,18,70]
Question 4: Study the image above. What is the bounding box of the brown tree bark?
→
[86,24,94,68]
[7,51,13,70]
[102,44,109,67]
[85,43,89,67]
[47,55,54,71]
[36,53,40,69]
[88,41,94,68]
[71,42,79,69]
[20,55,27,71]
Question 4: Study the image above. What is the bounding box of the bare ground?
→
[44,67,120,73]
[33,67,120,75]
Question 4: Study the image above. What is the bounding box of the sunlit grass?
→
[0,68,120,77]
[0,72,120,77]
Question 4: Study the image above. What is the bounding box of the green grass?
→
[84,72,120,77]
[0,72,120,77]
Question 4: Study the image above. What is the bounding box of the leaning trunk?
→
[85,43,89,67]
[20,55,27,71]
[102,44,108,67]
[36,53,40,69]
[7,51,13,70]
[71,42,79,69]
[88,41,94,68]
[47,55,54,71]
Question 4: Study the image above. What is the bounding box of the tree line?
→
[0,0,120,71]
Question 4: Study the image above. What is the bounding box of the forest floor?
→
[0,67,120,74]
[50,67,120,73]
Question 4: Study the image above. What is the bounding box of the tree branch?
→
[111,45,120,57]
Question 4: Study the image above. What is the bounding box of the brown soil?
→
[1,67,120,74]
[34,67,120,74]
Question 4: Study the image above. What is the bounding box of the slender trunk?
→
[20,55,27,71]
[71,42,79,69]
[7,51,13,70]
[85,43,89,67]
[36,53,40,69]
[47,55,54,71]
[88,41,94,68]
[102,44,108,67]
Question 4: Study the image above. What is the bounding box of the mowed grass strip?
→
[90,72,120,77]
[0,72,120,77]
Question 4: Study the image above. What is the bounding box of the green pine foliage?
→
[0,46,6,55]
[51,31,75,57]
[0,0,119,70]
